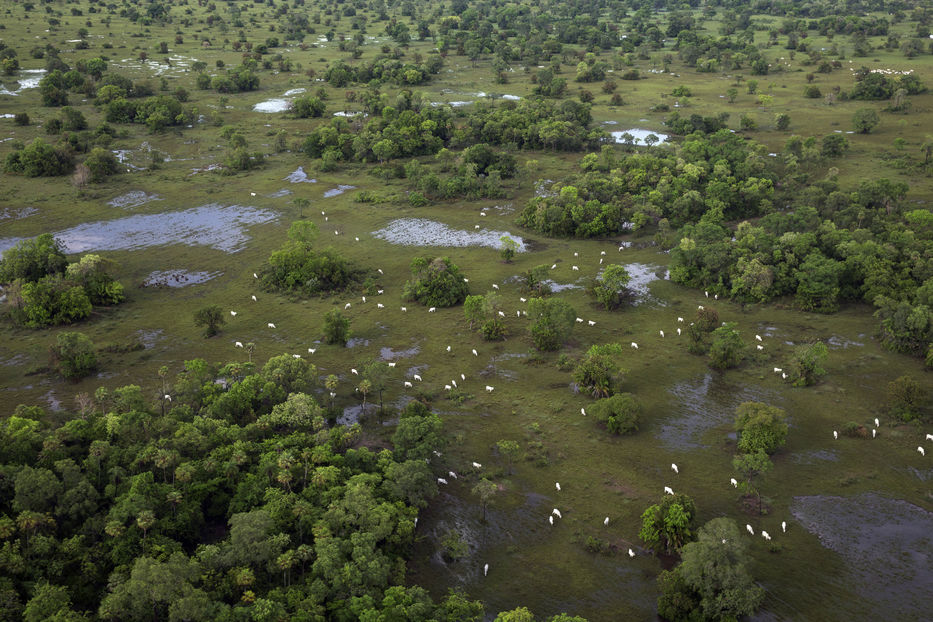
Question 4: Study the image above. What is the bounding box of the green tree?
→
[852,107,880,133]
[886,375,926,422]
[732,451,773,515]
[795,253,843,312]
[23,583,81,622]
[499,236,519,263]
[49,332,97,381]
[639,493,697,555]
[323,308,350,345]
[572,343,625,398]
[708,323,745,370]
[527,297,575,351]
[590,392,642,435]
[496,439,521,474]
[193,304,225,338]
[787,341,828,386]
[84,147,120,182]
[403,257,469,308]
[734,402,788,455]
[588,264,631,310]
[0,234,67,283]
[471,478,498,521]
[659,518,764,621]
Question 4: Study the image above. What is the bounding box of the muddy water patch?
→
[380,345,421,361]
[610,128,670,145]
[0,207,38,221]
[346,337,370,348]
[323,184,357,198]
[0,69,46,96]
[659,373,776,450]
[268,189,292,198]
[827,335,865,349]
[789,449,839,464]
[108,191,162,209]
[0,204,276,254]
[142,270,222,287]
[135,329,164,349]
[791,493,932,620]
[541,279,581,292]
[373,218,526,251]
[284,167,317,183]
[620,263,668,303]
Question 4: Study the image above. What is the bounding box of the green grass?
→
[1,2,932,620]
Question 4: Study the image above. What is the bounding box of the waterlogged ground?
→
[373,218,526,251]
[0,204,277,254]
[791,494,933,621]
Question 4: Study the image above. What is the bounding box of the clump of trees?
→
[657,518,765,621]
[48,331,97,380]
[732,401,787,514]
[193,305,225,338]
[464,291,506,340]
[403,256,469,308]
[572,343,626,398]
[3,138,74,177]
[586,264,632,310]
[590,392,642,435]
[639,493,697,555]
[0,235,125,327]
[260,221,362,296]
[527,297,575,351]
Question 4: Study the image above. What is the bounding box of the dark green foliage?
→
[48,331,97,380]
[83,147,120,182]
[659,518,764,621]
[852,107,880,134]
[572,344,625,398]
[795,253,843,312]
[821,134,849,157]
[403,256,469,308]
[8,275,92,327]
[786,342,828,387]
[708,322,744,370]
[323,308,350,345]
[0,234,67,284]
[261,221,361,296]
[591,393,642,435]
[527,297,575,351]
[639,493,697,555]
[290,95,326,118]
[193,304,225,338]
[3,138,74,177]
[587,264,631,310]
[886,376,926,422]
[734,402,788,455]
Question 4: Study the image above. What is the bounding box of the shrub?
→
[0,234,67,284]
[709,323,744,369]
[262,221,361,295]
[573,343,625,398]
[3,138,74,177]
[587,264,631,310]
[591,392,642,435]
[323,308,350,345]
[734,402,788,454]
[786,341,828,386]
[49,331,97,380]
[9,275,92,327]
[84,147,120,182]
[887,375,926,422]
[402,257,469,308]
[193,305,225,338]
[527,297,575,351]
[13,112,29,126]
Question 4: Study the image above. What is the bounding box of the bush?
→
[0,234,67,284]
[193,304,225,337]
[3,138,74,177]
[734,402,788,454]
[291,95,326,118]
[573,343,625,398]
[803,85,822,98]
[786,341,828,386]
[49,331,97,380]
[13,112,29,126]
[527,297,575,351]
[887,375,926,422]
[587,264,631,310]
[480,319,506,341]
[709,323,744,370]
[323,308,350,345]
[9,275,92,327]
[262,221,361,295]
[84,147,120,182]
[591,392,642,435]
[402,257,469,308]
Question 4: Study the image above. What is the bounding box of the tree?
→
[775,112,790,130]
[403,257,469,308]
[499,236,518,263]
[796,253,843,312]
[887,375,926,422]
[193,304,225,338]
[852,107,880,133]
[3,138,74,177]
[84,147,120,182]
[572,343,625,398]
[659,518,764,621]
[588,264,631,310]
[732,451,772,515]
[362,360,391,411]
[787,341,828,386]
[821,134,849,157]
[323,308,350,345]
[23,583,80,622]
[590,393,642,435]
[527,297,575,351]
[49,332,97,381]
[471,478,498,521]
[708,323,745,370]
[496,440,521,474]
[734,402,788,455]
[639,493,697,555]
[0,234,67,283]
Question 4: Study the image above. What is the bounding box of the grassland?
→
[1,1,932,620]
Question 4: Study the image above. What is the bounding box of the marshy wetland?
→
[1,0,932,620]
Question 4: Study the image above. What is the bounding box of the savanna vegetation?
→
[1,0,931,619]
